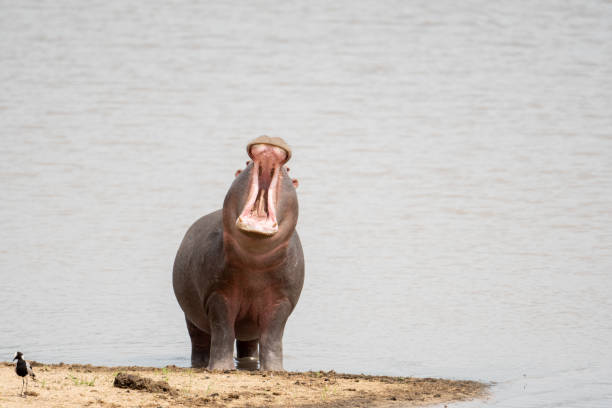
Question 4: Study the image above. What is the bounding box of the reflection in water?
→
[1,1,611,407]
[236,357,259,371]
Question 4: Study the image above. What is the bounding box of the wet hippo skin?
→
[173,137,304,371]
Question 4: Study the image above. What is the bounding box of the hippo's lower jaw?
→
[235,145,284,236]
[236,215,278,236]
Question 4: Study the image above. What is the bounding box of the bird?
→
[13,351,36,397]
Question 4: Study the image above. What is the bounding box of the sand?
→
[0,362,487,407]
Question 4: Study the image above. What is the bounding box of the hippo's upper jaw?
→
[235,143,288,236]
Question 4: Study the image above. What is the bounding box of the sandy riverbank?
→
[0,362,487,407]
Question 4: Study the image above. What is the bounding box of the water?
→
[1,1,611,406]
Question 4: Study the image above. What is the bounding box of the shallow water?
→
[1,1,611,406]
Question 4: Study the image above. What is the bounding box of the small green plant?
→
[205,382,214,396]
[69,375,97,386]
[320,384,337,401]
[161,366,169,382]
[179,368,194,395]
[321,384,329,400]
[186,368,193,390]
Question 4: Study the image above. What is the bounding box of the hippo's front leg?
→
[259,300,293,371]
[206,293,236,370]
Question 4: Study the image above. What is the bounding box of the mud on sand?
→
[0,362,487,407]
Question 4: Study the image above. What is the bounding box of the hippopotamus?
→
[173,136,304,371]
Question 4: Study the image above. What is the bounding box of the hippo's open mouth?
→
[236,143,287,236]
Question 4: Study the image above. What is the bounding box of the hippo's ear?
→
[235,169,242,178]
[292,178,299,188]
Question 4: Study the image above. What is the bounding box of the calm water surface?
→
[1,1,611,407]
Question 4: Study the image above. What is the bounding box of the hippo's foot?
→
[206,293,238,370]
[191,345,210,368]
[208,358,235,371]
[185,317,211,368]
[258,300,292,371]
[260,352,283,371]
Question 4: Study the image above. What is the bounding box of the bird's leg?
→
[21,378,24,397]
[25,376,28,395]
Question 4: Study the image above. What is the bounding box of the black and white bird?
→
[13,351,35,396]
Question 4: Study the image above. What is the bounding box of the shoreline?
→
[0,362,487,407]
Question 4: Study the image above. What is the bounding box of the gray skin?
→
[172,157,304,371]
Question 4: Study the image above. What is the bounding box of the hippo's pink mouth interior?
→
[236,144,287,236]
